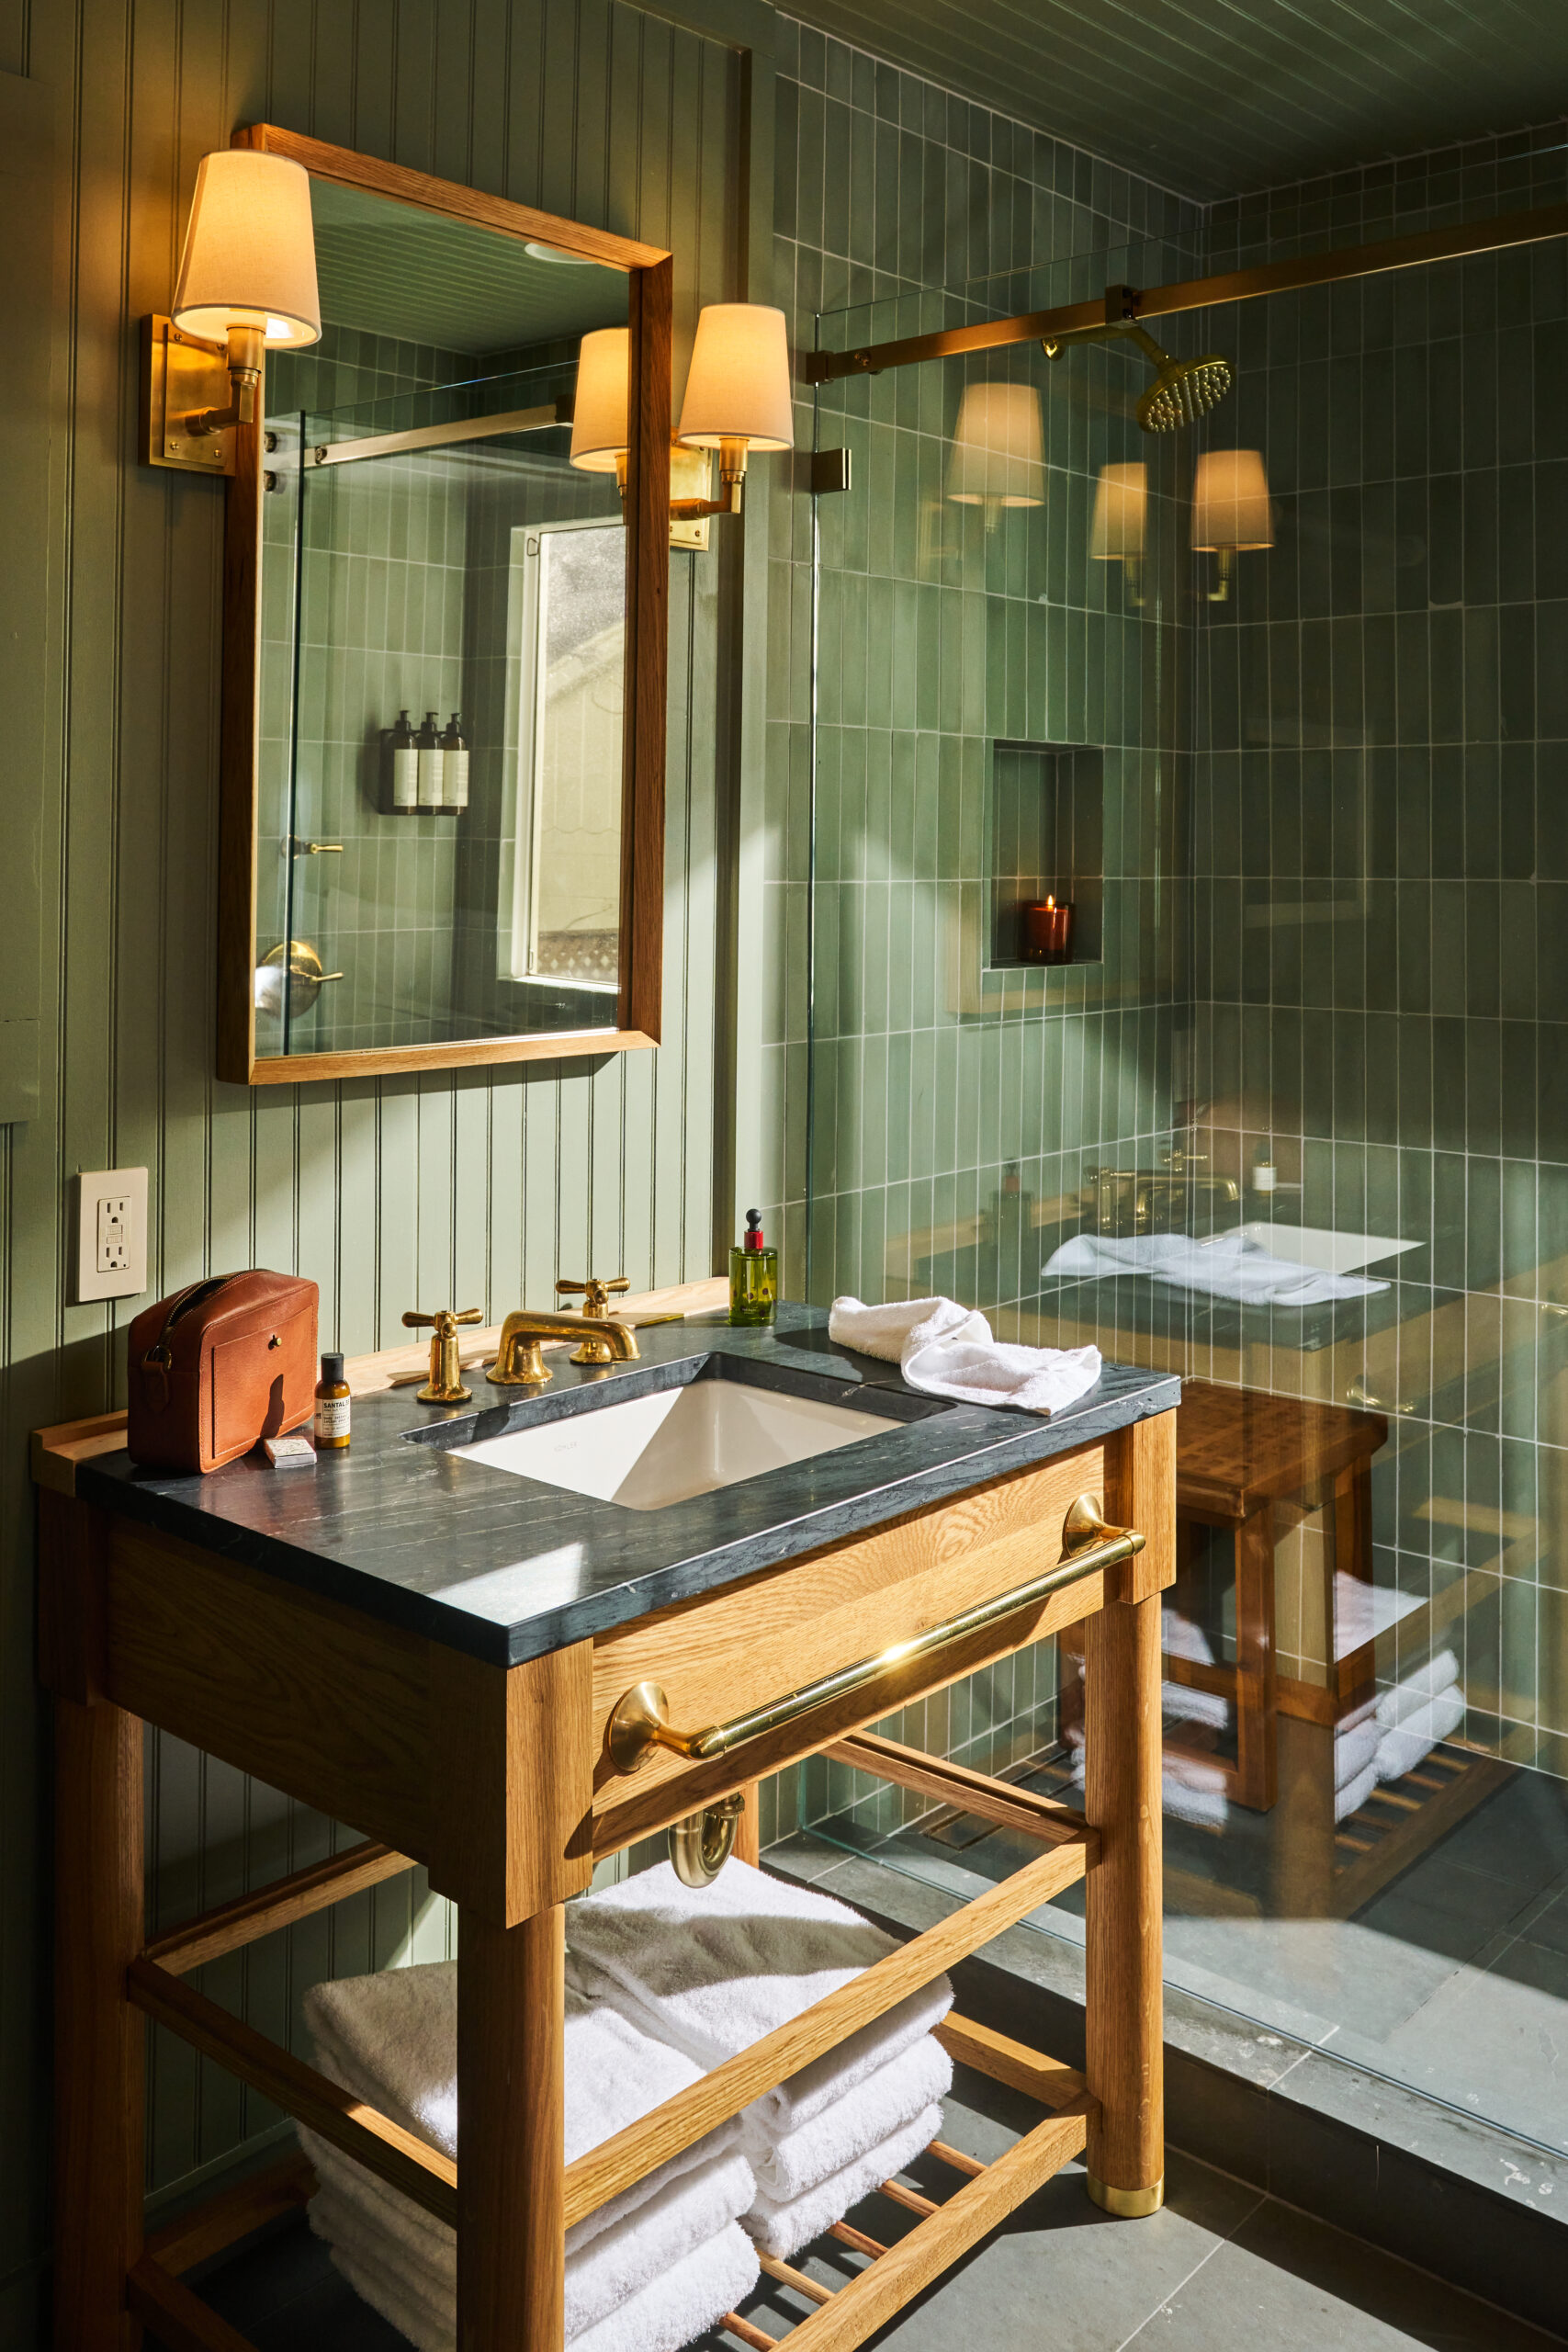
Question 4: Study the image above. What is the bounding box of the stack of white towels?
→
[1333,1649,1465,1820]
[299,1860,953,2349]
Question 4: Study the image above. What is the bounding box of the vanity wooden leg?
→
[53,1695,144,2350]
[1082,1585,1165,2216]
[457,1904,566,2350]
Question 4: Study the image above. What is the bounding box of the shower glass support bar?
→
[804,198,1568,382]
[310,400,566,467]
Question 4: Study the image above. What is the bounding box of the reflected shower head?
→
[1042,316,1234,434]
[1134,334,1234,433]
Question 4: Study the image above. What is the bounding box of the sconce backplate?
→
[141,316,235,476]
[668,442,712,551]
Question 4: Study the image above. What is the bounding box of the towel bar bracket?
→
[606,1495,1144,1777]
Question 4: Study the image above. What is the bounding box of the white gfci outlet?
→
[75,1167,149,1303]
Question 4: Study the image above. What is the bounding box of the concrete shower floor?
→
[155,2069,1563,2352]
[812,1727,1568,2162]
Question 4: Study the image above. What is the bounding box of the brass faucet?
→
[402,1306,483,1403]
[488,1298,640,1387]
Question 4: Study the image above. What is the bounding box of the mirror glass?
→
[256,180,634,1057]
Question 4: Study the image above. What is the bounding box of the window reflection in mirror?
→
[254,178,634,1058]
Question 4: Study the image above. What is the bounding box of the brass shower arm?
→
[1042,319,1168,367]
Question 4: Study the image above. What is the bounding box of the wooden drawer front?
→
[590,1442,1105,1843]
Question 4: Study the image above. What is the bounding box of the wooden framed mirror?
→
[218,126,671,1084]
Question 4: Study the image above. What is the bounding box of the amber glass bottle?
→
[313,1351,351,1450]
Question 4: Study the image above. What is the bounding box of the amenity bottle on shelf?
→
[416,711,443,809]
[440,713,468,810]
[389,709,418,812]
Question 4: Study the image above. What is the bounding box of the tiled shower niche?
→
[987,740,1104,970]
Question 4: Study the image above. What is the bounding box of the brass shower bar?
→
[803,198,1568,384]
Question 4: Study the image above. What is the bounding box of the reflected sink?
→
[1235,1221,1420,1275]
[454,1374,907,1511]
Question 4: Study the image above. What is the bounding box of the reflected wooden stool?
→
[1169,1383,1387,1811]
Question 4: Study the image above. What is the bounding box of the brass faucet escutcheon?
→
[488,1304,640,1388]
[402,1306,483,1403]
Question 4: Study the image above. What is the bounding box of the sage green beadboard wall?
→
[0,1,770,2335]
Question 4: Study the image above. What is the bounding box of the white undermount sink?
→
[1235,1221,1420,1275]
[455,1377,904,1511]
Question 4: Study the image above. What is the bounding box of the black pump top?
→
[743,1207,764,1251]
[320,1351,345,1386]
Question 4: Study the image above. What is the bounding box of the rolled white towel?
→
[827,1294,1101,1416]
[1377,1685,1466,1782]
[743,2103,944,2260]
[327,2216,760,2352]
[302,2130,755,2342]
[1374,1649,1461,1732]
[1333,1715,1382,1792]
[303,1962,737,2253]
[743,2036,952,2204]
[1335,1758,1380,1822]
[565,1859,953,2133]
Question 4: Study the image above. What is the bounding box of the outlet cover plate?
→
[75,1166,149,1303]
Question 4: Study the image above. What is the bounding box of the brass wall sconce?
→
[946,380,1044,532]
[571,304,795,551]
[1089,461,1147,606]
[143,150,321,476]
[1191,447,1272,602]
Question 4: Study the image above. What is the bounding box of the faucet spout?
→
[489,1307,640,1387]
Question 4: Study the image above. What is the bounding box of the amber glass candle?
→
[1020,895,1074,964]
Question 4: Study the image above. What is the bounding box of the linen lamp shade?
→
[172,151,321,349]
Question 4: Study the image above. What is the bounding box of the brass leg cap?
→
[1087,2174,1164,2218]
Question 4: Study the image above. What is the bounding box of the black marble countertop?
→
[80,1306,1179,1666]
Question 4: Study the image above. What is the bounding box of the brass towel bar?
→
[607,1491,1144,1776]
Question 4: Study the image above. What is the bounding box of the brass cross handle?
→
[557,1274,631,1322]
[401,1306,483,1404]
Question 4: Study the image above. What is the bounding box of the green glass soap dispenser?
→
[729,1208,777,1326]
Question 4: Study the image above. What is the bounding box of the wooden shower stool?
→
[35,1365,1173,2352]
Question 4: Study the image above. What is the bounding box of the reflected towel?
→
[1376,1685,1466,1782]
[565,1859,953,2133]
[1044,1230,1388,1306]
[1336,1758,1380,1823]
[1374,1648,1460,1731]
[1333,1716,1382,1792]
[827,1295,1101,1416]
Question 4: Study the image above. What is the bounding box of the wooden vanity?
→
[35,1289,1176,2352]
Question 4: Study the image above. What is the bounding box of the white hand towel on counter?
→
[303,1962,738,2252]
[565,1859,953,2132]
[1044,1230,1388,1306]
[743,2103,945,2261]
[325,2211,760,2352]
[1377,1685,1466,1782]
[1374,1648,1460,1731]
[826,1295,1101,1417]
[743,2036,953,2204]
[301,2127,756,2343]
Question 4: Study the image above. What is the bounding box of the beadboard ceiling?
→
[785,0,1568,200]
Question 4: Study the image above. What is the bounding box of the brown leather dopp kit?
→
[127,1272,318,1473]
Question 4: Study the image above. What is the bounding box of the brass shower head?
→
[1042,317,1234,434]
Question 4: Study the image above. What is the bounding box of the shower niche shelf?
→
[987,740,1104,972]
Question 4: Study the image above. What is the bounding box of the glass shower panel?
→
[800,230,1568,2164]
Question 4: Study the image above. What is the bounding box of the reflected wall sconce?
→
[1089,461,1147,606]
[946,382,1045,531]
[1191,447,1272,602]
[572,304,795,549]
[142,149,321,477]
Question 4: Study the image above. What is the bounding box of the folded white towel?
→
[827,1295,1101,1416]
[1374,1648,1461,1731]
[1045,1230,1388,1306]
[326,2216,760,2352]
[1335,1573,1423,1658]
[565,1859,953,2132]
[1163,1678,1230,1734]
[302,2128,755,2343]
[743,2037,952,2204]
[1163,1608,1215,1666]
[1377,1685,1465,1782]
[1070,1736,1228,1827]
[303,1962,736,2252]
[742,2103,944,2260]
[1336,1758,1380,1823]
[1333,1715,1382,1792]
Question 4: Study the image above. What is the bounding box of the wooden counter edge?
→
[29,1277,728,1496]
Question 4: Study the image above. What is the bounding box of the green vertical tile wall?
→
[0,2,751,2323]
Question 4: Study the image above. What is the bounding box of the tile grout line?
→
[1112,2183,1269,2351]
